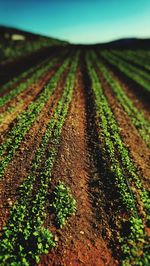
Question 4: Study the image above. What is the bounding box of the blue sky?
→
[0,0,150,44]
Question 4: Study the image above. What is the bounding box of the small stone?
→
[54,235,59,242]
[7,198,13,206]
[80,231,84,235]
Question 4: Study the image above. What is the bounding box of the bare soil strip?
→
[97,71,150,191]
[39,70,117,266]
[0,69,69,232]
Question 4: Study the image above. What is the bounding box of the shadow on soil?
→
[80,51,126,261]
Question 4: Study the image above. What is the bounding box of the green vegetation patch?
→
[121,217,150,266]
[52,182,76,228]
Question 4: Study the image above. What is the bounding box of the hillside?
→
[0,25,68,44]
[94,37,150,49]
[0,26,68,65]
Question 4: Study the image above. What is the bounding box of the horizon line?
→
[0,24,150,45]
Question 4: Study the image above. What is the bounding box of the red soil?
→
[39,70,117,266]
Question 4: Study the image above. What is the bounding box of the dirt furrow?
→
[39,70,117,266]
[0,69,68,232]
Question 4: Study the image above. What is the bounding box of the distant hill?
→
[94,38,150,49]
[0,25,69,64]
[0,25,69,45]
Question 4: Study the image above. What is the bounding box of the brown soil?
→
[39,70,117,265]
[97,71,150,192]
[0,68,69,232]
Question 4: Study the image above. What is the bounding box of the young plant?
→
[52,182,76,228]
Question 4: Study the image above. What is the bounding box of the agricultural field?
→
[0,30,150,266]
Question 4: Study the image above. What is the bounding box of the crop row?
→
[87,51,150,217]
[0,52,79,265]
[86,52,149,265]
[100,50,150,93]
[111,50,150,72]
[0,56,56,125]
[0,56,71,179]
[117,50,150,65]
[102,50,150,82]
[0,56,50,95]
[0,54,61,108]
[0,53,68,126]
[91,51,150,148]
